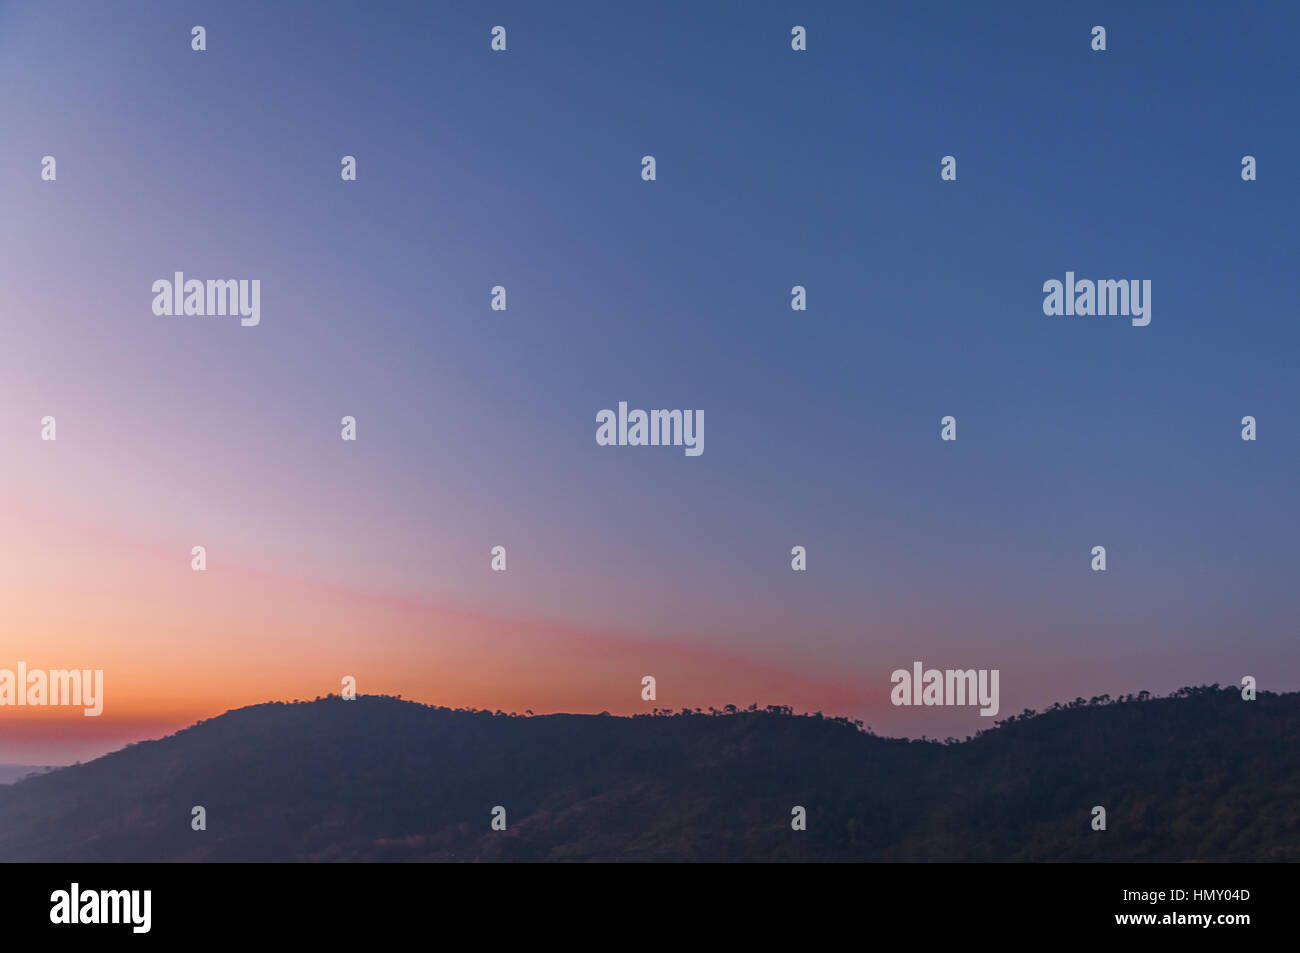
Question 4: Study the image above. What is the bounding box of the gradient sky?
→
[2,0,1298,764]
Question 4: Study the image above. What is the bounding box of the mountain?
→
[0,765,56,786]
[0,686,1296,861]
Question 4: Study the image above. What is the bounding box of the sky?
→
[2,0,1298,763]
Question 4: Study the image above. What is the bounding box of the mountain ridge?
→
[1,685,1295,861]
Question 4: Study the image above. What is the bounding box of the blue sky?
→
[1,0,1297,760]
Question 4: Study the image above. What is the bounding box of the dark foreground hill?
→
[0,686,1296,861]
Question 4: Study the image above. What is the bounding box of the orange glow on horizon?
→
[1,496,873,762]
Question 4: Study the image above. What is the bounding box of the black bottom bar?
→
[1,861,1280,941]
